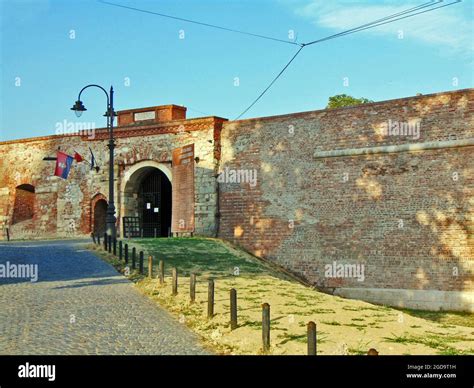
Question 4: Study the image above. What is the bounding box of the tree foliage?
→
[326,94,373,109]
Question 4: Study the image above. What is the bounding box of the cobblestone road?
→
[0,240,210,355]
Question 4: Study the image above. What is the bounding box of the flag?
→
[89,147,96,171]
[74,151,84,163]
[54,151,74,179]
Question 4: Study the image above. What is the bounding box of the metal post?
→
[159,260,164,284]
[148,256,153,278]
[262,303,270,353]
[307,321,316,355]
[105,86,117,239]
[172,268,178,295]
[208,279,215,318]
[139,251,144,274]
[230,289,238,330]
[190,273,196,303]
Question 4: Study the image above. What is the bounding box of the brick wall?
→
[218,89,474,299]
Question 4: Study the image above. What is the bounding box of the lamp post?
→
[71,84,117,238]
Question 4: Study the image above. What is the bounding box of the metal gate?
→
[139,169,171,237]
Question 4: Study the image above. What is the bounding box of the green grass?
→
[383,332,474,355]
[133,237,280,279]
[321,320,341,326]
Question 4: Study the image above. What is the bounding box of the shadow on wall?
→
[217,91,474,312]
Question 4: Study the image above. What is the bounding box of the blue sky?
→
[0,0,472,141]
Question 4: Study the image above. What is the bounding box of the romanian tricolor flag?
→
[54,151,74,179]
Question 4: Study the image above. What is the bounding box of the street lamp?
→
[71,84,117,238]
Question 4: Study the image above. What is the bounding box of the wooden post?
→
[91,233,96,245]
[124,243,129,264]
[207,279,214,319]
[148,255,153,278]
[6,228,10,242]
[108,235,112,253]
[262,303,270,353]
[172,268,178,295]
[119,241,123,261]
[307,321,317,355]
[230,288,238,330]
[159,260,164,284]
[139,251,144,274]
[113,238,117,256]
[97,234,101,246]
[104,233,107,250]
[190,273,196,303]
[132,247,136,269]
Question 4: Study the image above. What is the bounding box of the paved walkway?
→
[0,240,210,355]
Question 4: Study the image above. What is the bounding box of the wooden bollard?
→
[190,273,196,303]
[139,251,144,274]
[307,321,317,355]
[119,241,123,261]
[103,233,107,250]
[124,243,129,264]
[132,247,136,269]
[113,238,117,256]
[172,268,178,295]
[230,288,238,330]
[108,235,112,253]
[91,233,96,244]
[208,279,215,318]
[159,261,164,284]
[148,256,153,278]
[262,303,270,353]
[367,348,379,356]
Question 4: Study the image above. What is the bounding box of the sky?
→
[0,0,472,141]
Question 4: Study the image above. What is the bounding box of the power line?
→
[98,0,300,46]
[235,46,305,120]
[235,0,462,119]
[304,0,442,46]
[305,0,462,47]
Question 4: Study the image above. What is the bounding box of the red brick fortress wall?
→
[218,89,474,311]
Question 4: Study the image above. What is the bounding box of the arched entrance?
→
[12,184,35,224]
[122,163,172,237]
[93,199,108,236]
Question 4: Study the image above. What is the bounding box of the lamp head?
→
[71,100,87,118]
